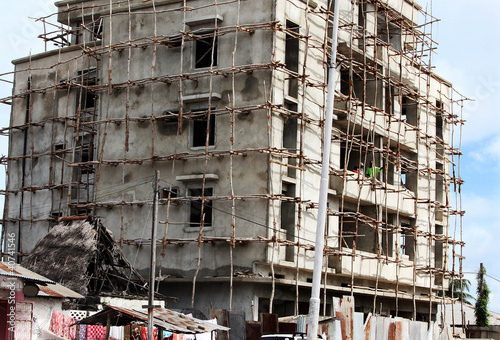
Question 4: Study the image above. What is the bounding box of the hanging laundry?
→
[110,326,125,340]
[78,325,87,340]
[141,326,158,340]
[87,325,107,340]
[49,310,77,339]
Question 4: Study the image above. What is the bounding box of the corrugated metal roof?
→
[0,262,56,284]
[78,305,230,334]
[0,262,84,299]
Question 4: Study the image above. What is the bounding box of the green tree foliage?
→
[446,278,473,305]
[475,264,490,327]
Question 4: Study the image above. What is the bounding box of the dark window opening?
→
[400,152,417,192]
[50,211,63,221]
[80,145,93,174]
[74,135,94,176]
[54,143,65,152]
[158,111,180,136]
[73,22,82,45]
[341,207,377,254]
[436,100,444,139]
[195,32,218,68]
[70,209,90,217]
[285,21,300,98]
[283,102,298,178]
[436,163,444,204]
[188,187,213,228]
[385,86,395,115]
[82,90,96,110]
[91,18,103,40]
[166,34,183,48]
[377,16,402,51]
[162,187,179,199]
[340,69,350,96]
[281,183,296,261]
[192,113,215,147]
[401,96,418,125]
[76,69,97,121]
[358,3,367,28]
[340,142,362,173]
[400,224,414,261]
[381,220,393,257]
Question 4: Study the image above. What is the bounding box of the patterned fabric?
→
[79,325,87,340]
[141,327,158,340]
[49,310,77,339]
[49,310,64,336]
[87,325,107,340]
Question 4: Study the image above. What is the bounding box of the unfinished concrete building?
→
[1,0,466,324]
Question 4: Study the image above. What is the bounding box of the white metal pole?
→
[306,0,340,338]
[148,170,159,340]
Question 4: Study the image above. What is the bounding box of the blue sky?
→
[0,0,499,312]
[431,1,500,311]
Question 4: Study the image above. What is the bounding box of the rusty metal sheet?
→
[246,321,261,340]
[334,296,355,340]
[209,309,228,340]
[261,313,278,334]
[279,322,296,334]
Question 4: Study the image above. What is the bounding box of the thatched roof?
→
[23,219,96,296]
[23,218,150,298]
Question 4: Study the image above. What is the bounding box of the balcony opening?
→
[340,142,362,173]
[341,207,377,254]
[377,15,402,51]
[381,217,394,258]
[400,222,415,261]
[401,96,418,126]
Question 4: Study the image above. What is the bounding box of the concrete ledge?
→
[176,174,219,182]
[183,93,222,103]
[185,15,224,26]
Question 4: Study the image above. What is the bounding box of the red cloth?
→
[87,325,107,340]
[49,310,77,339]
[141,327,158,340]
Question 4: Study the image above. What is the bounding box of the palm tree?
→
[445,278,474,305]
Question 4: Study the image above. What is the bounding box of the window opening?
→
[436,100,444,139]
[285,21,300,98]
[192,111,215,147]
[283,102,298,178]
[401,96,418,125]
[195,31,218,68]
[188,187,213,228]
[162,187,179,199]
